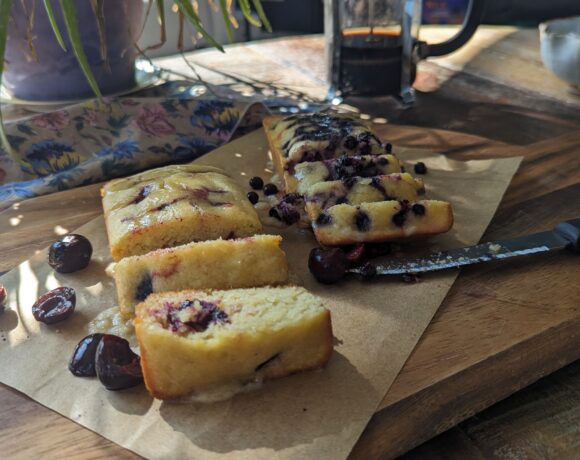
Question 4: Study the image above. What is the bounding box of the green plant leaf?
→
[0,0,14,156]
[173,0,224,52]
[58,0,102,98]
[89,0,108,65]
[239,0,261,28]
[219,0,234,42]
[251,0,272,32]
[156,0,167,44]
[43,0,67,51]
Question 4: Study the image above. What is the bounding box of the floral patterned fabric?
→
[0,96,269,207]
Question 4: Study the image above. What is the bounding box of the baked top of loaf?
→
[114,235,289,318]
[135,286,333,399]
[263,113,391,189]
[101,163,262,260]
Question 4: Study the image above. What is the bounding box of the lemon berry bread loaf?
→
[311,200,454,246]
[263,112,389,190]
[102,163,262,261]
[113,235,289,319]
[135,286,333,400]
[291,154,403,194]
[303,173,424,221]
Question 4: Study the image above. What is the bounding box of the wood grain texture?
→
[1,28,579,459]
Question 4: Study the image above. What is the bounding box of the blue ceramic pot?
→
[4,0,144,101]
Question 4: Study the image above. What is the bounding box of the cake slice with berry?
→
[263,112,389,191]
[113,235,289,319]
[102,163,262,261]
[289,154,403,193]
[134,286,333,400]
[304,173,425,221]
[311,200,453,246]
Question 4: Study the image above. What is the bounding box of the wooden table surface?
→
[1,27,580,459]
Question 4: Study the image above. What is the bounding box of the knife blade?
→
[348,218,580,276]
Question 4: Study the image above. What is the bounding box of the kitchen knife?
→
[349,218,580,276]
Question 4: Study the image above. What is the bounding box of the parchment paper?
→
[0,129,522,459]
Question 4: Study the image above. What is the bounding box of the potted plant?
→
[0,0,271,101]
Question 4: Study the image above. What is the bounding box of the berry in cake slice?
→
[311,200,453,246]
[263,112,390,190]
[113,235,289,319]
[303,173,425,222]
[102,163,262,261]
[134,286,333,400]
[288,154,403,193]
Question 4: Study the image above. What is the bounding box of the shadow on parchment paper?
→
[53,258,114,289]
[0,309,19,333]
[158,351,377,453]
[106,386,154,416]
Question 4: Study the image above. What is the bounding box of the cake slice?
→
[135,286,333,400]
[114,235,289,319]
[263,112,388,190]
[102,163,262,261]
[290,154,403,193]
[304,173,425,221]
[311,200,454,246]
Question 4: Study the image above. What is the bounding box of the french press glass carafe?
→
[325,0,486,104]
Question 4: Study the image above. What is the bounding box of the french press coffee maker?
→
[325,0,486,104]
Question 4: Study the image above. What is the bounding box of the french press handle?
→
[417,0,486,59]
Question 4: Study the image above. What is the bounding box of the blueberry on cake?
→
[290,154,403,194]
[102,163,262,261]
[114,235,289,318]
[311,200,454,246]
[263,112,388,190]
[134,286,333,400]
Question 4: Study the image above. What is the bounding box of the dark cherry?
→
[48,234,93,273]
[32,287,76,324]
[365,242,392,259]
[249,176,264,190]
[263,183,279,196]
[359,262,377,280]
[414,162,428,174]
[0,285,6,315]
[69,333,104,377]
[412,203,426,216]
[308,247,348,284]
[345,243,365,264]
[247,191,259,205]
[95,335,143,390]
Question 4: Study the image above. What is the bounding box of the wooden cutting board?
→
[1,124,579,459]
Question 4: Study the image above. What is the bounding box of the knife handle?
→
[554,218,580,254]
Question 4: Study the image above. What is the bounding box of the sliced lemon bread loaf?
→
[114,235,289,319]
[135,286,333,400]
[102,163,262,261]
